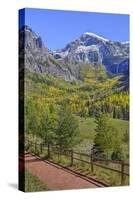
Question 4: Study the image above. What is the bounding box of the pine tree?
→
[93,112,122,159]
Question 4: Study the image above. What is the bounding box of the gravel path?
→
[23,153,99,190]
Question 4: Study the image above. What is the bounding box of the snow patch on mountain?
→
[122,41,129,45]
[75,45,98,53]
[83,32,109,42]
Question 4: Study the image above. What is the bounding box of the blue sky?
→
[19,8,129,50]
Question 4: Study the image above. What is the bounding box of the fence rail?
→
[25,140,129,186]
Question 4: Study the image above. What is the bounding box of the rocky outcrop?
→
[19,25,76,80]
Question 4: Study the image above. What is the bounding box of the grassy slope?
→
[75,117,129,155]
[78,117,129,140]
[24,170,48,192]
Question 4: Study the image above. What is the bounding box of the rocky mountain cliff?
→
[19,26,129,80]
[54,32,129,75]
[19,25,76,80]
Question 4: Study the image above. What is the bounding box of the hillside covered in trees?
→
[19,25,129,163]
[21,67,129,161]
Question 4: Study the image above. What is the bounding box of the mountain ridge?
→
[54,31,129,75]
[19,25,129,81]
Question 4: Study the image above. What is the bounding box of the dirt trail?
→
[23,153,101,190]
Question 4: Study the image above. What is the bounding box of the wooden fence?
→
[25,140,129,186]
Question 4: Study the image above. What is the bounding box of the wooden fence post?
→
[57,146,60,161]
[35,143,36,154]
[48,143,50,158]
[91,151,94,173]
[71,150,73,166]
[31,142,32,153]
[40,143,42,154]
[121,161,124,186]
[28,140,30,151]
[26,140,29,152]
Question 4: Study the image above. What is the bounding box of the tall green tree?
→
[39,106,57,157]
[25,97,40,140]
[39,107,56,145]
[56,106,79,150]
[93,112,122,159]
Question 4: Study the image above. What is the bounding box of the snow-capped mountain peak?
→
[82,32,109,42]
[19,26,129,79]
[54,31,129,75]
[122,41,129,45]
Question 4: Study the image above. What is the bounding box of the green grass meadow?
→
[23,170,48,192]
